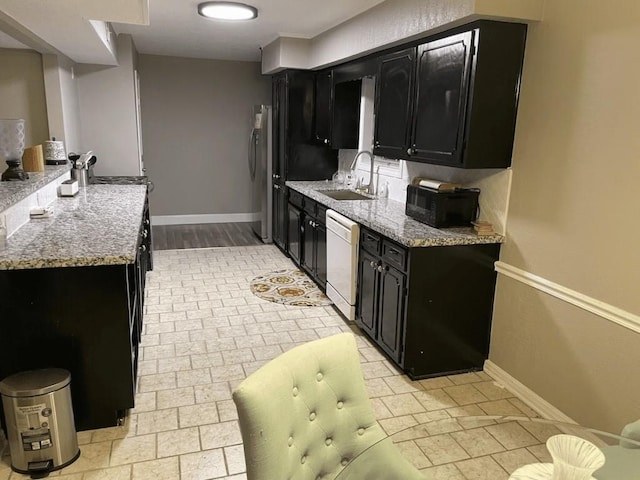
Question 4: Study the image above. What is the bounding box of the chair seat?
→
[337,438,425,480]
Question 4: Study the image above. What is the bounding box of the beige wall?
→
[137,54,271,217]
[42,54,83,153]
[490,0,640,432]
[75,34,141,176]
[0,48,49,147]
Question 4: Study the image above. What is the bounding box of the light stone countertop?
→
[0,164,71,213]
[0,184,147,270]
[287,180,504,248]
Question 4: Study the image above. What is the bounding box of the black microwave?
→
[405,184,479,228]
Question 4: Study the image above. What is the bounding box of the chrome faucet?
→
[349,150,375,195]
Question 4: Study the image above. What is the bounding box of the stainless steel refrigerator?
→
[249,105,272,243]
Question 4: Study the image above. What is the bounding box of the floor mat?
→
[249,268,333,307]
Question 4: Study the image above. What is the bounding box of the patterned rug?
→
[250,269,333,307]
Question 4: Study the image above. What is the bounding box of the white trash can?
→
[0,368,80,478]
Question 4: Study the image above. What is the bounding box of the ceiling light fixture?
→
[197,2,258,21]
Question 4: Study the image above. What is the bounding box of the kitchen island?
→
[0,181,151,431]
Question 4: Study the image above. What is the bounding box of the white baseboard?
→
[152,213,255,226]
[484,360,577,424]
[495,261,640,334]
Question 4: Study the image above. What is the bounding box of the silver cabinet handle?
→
[142,230,148,238]
[369,261,376,268]
[377,265,383,272]
[324,139,330,145]
[406,148,412,156]
[275,174,281,179]
[140,244,147,252]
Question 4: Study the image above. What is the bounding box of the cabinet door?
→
[287,204,302,265]
[410,31,474,165]
[302,216,315,277]
[377,265,406,364]
[272,184,286,250]
[356,249,378,339]
[314,220,327,288]
[314,71,333,145]
[373,48,415,159]
[272,75,287,181]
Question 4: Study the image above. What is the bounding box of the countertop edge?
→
[286,181,504,248]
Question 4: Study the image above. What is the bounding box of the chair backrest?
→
[232,332,386,480]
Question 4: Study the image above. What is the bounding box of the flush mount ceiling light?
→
[198,2,258,21]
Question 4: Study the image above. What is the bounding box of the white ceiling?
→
[113,0,386,62]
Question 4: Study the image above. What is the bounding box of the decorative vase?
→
[546,434,605,480]
[0,118,29,181]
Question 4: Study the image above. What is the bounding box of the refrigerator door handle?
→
[248,128,257,179]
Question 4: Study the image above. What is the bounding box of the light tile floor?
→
[0,245,562,480]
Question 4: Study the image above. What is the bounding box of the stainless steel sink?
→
[322,190,374,201]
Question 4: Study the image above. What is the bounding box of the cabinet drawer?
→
[304,197,317,216]
[289,190,303,209]
[382,240,407,271]
[360,228,381,255]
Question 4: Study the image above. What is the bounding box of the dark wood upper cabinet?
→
[411,31,474,164]
[313,70,361,149]
[314,71,333,145]
[373,48,416,159]
[409,22,527,168]
[332,79,361,149]
[371,21,527,169]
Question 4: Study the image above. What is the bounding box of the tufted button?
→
[325,437,332,446]
[341,458,349,466]
[357,427,365,436]
[288,436,294,447]
[316,372,323,381]
[293,387,298,397]
[309,412,316,421]
[301,455,307,464]
[337,401,344,409]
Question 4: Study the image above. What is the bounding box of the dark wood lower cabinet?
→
[356,249,379,339]
[378,264,406,363]
[286,194,327,290]
[356,227,499,379]
[287,203,302,264]
[272,183,287,251]
[315,221,327,286]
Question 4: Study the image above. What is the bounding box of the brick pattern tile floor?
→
[0,245,559,480]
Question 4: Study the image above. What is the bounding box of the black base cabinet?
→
[286,192,327,290]
[356,228,500,379]
[0,204,153,432]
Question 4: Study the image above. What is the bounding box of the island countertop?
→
[0,184,147,270]
[287,180,504,248]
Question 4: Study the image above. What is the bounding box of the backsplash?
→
[338,149,511,235]
[1,172,71,237]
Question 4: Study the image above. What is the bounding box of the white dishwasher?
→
[325,210,359,320]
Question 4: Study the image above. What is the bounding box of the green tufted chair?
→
[232,332,425,480]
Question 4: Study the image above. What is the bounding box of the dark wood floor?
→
[152,223,264,250]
